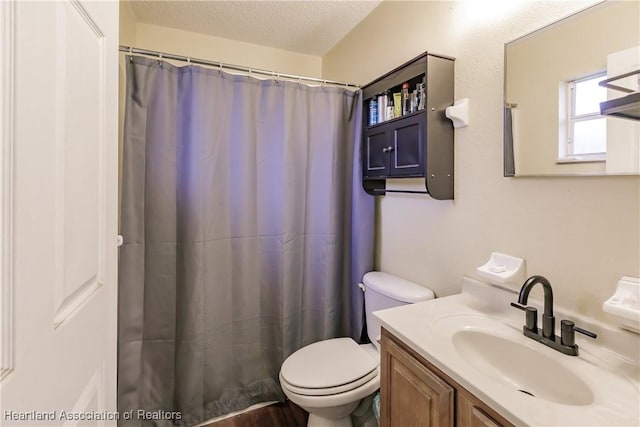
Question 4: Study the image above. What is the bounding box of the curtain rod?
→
[119,45,360,89]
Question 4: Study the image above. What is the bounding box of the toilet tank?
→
[362,271,435,350]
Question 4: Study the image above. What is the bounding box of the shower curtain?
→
[118,56,374,426]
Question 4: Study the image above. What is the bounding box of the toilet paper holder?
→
[445,98,469,128]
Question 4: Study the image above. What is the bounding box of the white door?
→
[1,0,119,426]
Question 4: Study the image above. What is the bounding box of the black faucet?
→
[518,275,555,338]
[511,275,597,356]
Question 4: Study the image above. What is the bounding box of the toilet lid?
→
[280,338,378,390]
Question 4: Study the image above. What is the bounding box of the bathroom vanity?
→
[375,277,640,426]
[381,328,512,427]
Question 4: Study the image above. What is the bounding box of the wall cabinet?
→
[364,112,425,178]
[361,52,455,199]
[380,328,514,427]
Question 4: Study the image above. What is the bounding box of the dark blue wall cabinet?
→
[362,52,455,200]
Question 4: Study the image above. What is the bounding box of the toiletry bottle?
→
[417,83,425,111]
[401,83,410,116]
[410,90,417,113]
[393,92,402,117]
[378,93,386,122]
[369,98,377,126]
[386,92,395,120]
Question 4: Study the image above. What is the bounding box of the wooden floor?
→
[203,401,308,427]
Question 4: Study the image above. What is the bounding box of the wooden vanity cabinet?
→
[457,390,505,427]
[380,328,514,427]
[380,329,454,426]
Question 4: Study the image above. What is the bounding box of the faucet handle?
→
[510,302,526,310]
[511,302,538,332]
[574,326,597,339]
[561,320,597,346]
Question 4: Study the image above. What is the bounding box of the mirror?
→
[504,1,640,176]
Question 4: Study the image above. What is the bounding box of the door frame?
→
[0,0,15,382]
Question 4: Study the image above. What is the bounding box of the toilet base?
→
[307,413,353,427]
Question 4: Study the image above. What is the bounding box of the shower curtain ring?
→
[187,56,191,65]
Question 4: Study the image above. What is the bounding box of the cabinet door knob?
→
[382,146,395,153]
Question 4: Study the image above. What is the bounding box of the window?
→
[561,72,607,162]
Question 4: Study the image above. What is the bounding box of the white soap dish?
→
[603,276,640,333]
[476,252,525,287]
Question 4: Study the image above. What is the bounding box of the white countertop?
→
[374,277,640,426]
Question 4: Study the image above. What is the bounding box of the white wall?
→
[119,0,136,46]
[134,22,322,78]
[323,1,640,324]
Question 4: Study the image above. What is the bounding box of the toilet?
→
[279,271,435,427]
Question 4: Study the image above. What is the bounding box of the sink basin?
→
[452,329,594,406]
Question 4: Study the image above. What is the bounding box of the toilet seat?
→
[280,338,378,396]
[281,368,378,396]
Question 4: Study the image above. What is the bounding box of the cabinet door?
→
[364,125,390,177]
[389,112,425,177]
[458,390,509,427]
[381,331,454,427]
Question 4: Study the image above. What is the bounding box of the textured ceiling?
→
[128,0,383,56]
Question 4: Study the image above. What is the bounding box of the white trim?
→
[556,154,606,164]
[0,0,15,381]
[194,402,280,427]
[565,72,607,157]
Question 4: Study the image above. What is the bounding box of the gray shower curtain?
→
[118,56,374,426]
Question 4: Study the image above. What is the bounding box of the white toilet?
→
[279,271,435,427]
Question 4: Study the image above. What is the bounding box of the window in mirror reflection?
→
[562,72,607,162]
